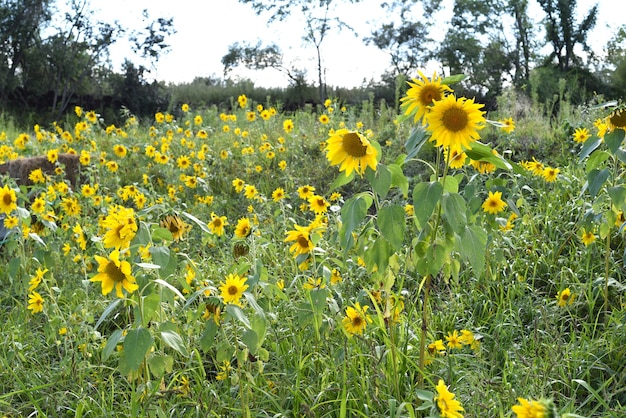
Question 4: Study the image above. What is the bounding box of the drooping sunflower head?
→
[608,108,626,131]
[160,214,189,241]
[325,129,378,177]
[424,95,486,151]
[400,71,453,124]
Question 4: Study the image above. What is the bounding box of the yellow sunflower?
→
[102,206,137,249]
[219,273,249,306]
[342,302,372,336]
[556,288,575,307]
[208,212,228,237]
[308,194,329,215]
[28,291,45,314]
[400,71,452,124]
[90,249,139,298]
[160,215,189,241]
[482,191,507,214]
[0,185,18,214]
[511,398,547,418]
[234,217,252,238]
[424,94,486,151]
[572,127,591,143]
[284,224,314,257]
[607,108,626,131]
[434,380,464,418]
[325,129,378,176]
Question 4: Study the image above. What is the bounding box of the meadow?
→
[0,73,624,417]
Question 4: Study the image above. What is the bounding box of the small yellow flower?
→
[556,288,575,307]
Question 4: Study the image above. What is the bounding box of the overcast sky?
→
[98,0,622,88]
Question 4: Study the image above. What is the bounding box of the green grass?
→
[0,93,624,418]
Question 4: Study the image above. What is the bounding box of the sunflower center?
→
[297,235,310,249]
[104,262,126,283]
[213,218,222,227]
[228,285,238,295]
[562,293,569,301]
[419,85,442,105]
[441,105,469,133]
[352,316,363,327]
[2,193,13,206]
[610,109,626,128]
[342,133,367,157]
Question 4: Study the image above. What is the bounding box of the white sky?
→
[98,0,622,88]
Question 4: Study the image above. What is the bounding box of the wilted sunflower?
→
[424,94,485,151]
[90,249,138,298]
[400,71,452,124]
[219,273,249,306]
[325,129,378,176]
[160,215,189,241]
[607,108,626,131]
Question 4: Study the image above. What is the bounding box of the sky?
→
[98,0,622,89]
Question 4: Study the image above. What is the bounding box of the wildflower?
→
[283,119,294,133]
[272,187,286,202]
[329,192,342,201]
[219,273,249,306]
[330,268,342,284]
[556,288,575,307]
[482,191,507,214]
[459,329,476,346]
[3,215,17,229]
[400,71,452,124]
[284,224,314,257]
[177,155,191,170]
[404,204,415,216]
[581,228,596,246]
[428,339,446,356]
[594,118,608,138]
[499,117,515,133]
[297,184,316,200]
[28,267,48,291]
[319,114,330,124]
[28,291,44,314]
[445,330,463,349]
[542,166,560,182]
[90,249,139,298]
[499,213,518,232]
[342,302,372,336]
[511,398,547,418]
[0,185,17,214]
[325,129,378,176]
[234,217,252,238]
[303,277,325,290]
[237,94,247,108]
[102,206,137,249]
[47,149,59,163]
[244,184,258,200]
[113,144,127,158]
[444,147,467,169]
[232,178,245,193]
[160,215,189,241]
[521,157,544,176]
[208,212,228,236]
[434,380,464,418]
[181,103,190,112]
[28,168,47,184]
[572,127,591,143]
[424,94,486,151]
[308,194,330,215]
[278,160,287,170]
[216,360,232,381]
[607,108,626,131]
[194,115,203,125]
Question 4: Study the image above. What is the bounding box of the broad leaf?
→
[412,181,443,229]
[378,205,405,250]
[123,328,153,371]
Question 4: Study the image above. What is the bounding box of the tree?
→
[537,0,598,71]
[366,0,443,76]
[238,0,360,102]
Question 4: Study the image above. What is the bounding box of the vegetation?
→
[0,69,625,416]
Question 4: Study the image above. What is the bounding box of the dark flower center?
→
[342,133,367,157]
[442,106,468,132]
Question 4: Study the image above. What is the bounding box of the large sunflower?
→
[424,95,486,151]
[90,249,138,298]
[400,71,452,124]
[325,129,378,176]
[342,302,372,336]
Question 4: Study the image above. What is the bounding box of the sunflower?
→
[542,166,560,182]
[237,94,248,109]
[297,185,315,200]
[28,291,45,314]
[319,114,330,124]
[400,71,452,124]
[113,144,127,158]
[272,187,286,202]
[234,217,252,238]
[232,178,245,193]
[284,224,314,257]
[572,127,591,143]
[208,212,228,237]
[102,206,137,249]
[160,214,189,241]
[244,184,258,200]
[424,95,485,151]
[498,117,515,133]
[283,119,294,133]
[342,302,371,336]
[177,155,191,169]
[581,228,596,246]
[556,288,575,307]
[445,330,463,349]
[90,249,139,298]
[511,398,547,418]
[0,185,18,214]
[607,108,626,131]
[219,273,249,305]
[482,191,507,214]
[308,195,329,215]
[434,380,464,418]
[444,147,467,169]
[325,129,378,176]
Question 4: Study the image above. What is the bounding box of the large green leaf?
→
[609,185,626,209]
[101,329,123,361]
[587,168,610,197]
[122,328,153,371]
[604,129,625,154]
[404,126,430,160]
[412,181,443,229]
[160,330,189,357]
[459,225,487,275]
[579,137,603,161]
[340,193,373,249]
[388,163,409,197]
[365,236,393,273]
[378,205,406,250]
[465,142,512,171]
[367,163,392,199]
[199,320,219,352]
[442,192,467,233]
